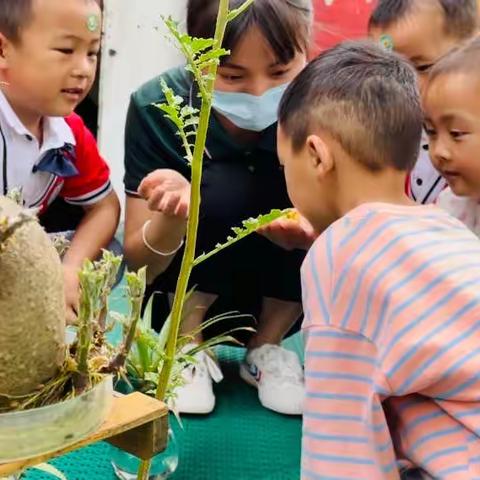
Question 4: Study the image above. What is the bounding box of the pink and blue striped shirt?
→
[301,203,480,479]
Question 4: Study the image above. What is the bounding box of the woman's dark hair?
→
[187,0,312,64]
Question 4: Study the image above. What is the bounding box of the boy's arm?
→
[302,325,399,480]
[60,114,120,323]
[62,191,120,323]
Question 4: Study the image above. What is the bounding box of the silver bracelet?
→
[142,220,184,257]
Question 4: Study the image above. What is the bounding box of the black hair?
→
[0,0,102,43]
[0,0,33,42]
[369,0,478,40]
[279,40,423,172]
[187,0,312,64]
[428,36,480,83]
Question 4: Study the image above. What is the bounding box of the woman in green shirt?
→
[123,0,312,416]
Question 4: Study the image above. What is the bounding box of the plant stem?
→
[193,209,291,267]
[74,283,93,393]
[155,0,230,402]
[137,460,151,480]
[227,0,255,21]
[137,2,246,479]
[104,291,142,372]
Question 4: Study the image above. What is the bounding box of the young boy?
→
[424,37,480,238]
[369,0,478,205]
[278,41,480,479]
[261,0,479,252]
[0,0,120,323]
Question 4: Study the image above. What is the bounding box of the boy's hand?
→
[259,211,317,251]
[63,266,80,326]
[138,169,190,219]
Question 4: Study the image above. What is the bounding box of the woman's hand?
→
[138,169,191,218]
[259,211,317,251]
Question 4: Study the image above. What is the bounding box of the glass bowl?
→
[0,376,113,462]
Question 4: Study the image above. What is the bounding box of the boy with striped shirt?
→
[278,41,480,479]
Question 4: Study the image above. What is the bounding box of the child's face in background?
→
[369,2,460,92]
[215,26,307,96]
[277,125,335,233]
[0,0,101,126]
[424,73,480,198]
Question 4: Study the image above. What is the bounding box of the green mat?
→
[23,284,303,480]
[23,347,301,480]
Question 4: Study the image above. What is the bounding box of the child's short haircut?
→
[0,0,102,43]
[0,0,33,42]
[369,0,478,40]
[278,40,423,172]
[428,36,480,84]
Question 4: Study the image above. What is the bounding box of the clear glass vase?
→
[110,428,179,480]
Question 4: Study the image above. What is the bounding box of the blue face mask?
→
[212,83,290,132]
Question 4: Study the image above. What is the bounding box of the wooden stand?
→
[0,392,169,476]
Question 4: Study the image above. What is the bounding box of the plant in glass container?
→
[115,1,299,479]
[0,194,147,474]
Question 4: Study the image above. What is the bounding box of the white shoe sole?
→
[169,397,216,415]
[177,404,215,415]
[239,362,304,416]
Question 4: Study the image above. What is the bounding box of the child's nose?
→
[431,138,451,164]
[72,56,93,78]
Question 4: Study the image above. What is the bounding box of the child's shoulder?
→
[302,202,480,340]
[62,113,98,151]
[307,201,473,274]
[64,112,85,131]
[437,187,480,238]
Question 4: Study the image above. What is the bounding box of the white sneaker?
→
[171,347,223,415]
[240,344,304,415]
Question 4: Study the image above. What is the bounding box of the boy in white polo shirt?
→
[0,0,120,324]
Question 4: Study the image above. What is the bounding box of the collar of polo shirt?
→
[0,90,76,207]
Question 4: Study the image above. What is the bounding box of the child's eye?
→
[88,51,99,58]
[450,130,468,140]
[55,48,74,55]
[271,69,290,78]
[416,64,433,73]
[219,73,243,82]
[424,125,436,137]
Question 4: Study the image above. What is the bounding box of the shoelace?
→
[253,345,303,385]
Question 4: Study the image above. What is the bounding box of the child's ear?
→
[306,134,334,180]
[0,33,12,70]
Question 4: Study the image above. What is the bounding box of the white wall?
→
[98,0,187,212]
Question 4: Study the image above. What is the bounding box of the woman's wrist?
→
[144,212,187,255]
[143,220,184,256]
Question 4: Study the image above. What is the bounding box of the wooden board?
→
[0,392,168,476]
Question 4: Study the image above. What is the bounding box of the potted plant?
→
[0,195,146,474]
[0,1,296,478]
[120,1,297,478]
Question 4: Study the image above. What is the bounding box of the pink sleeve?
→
[302,325,399,480]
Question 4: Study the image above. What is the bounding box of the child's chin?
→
[48,105,76,118]
[450,183,473,198]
